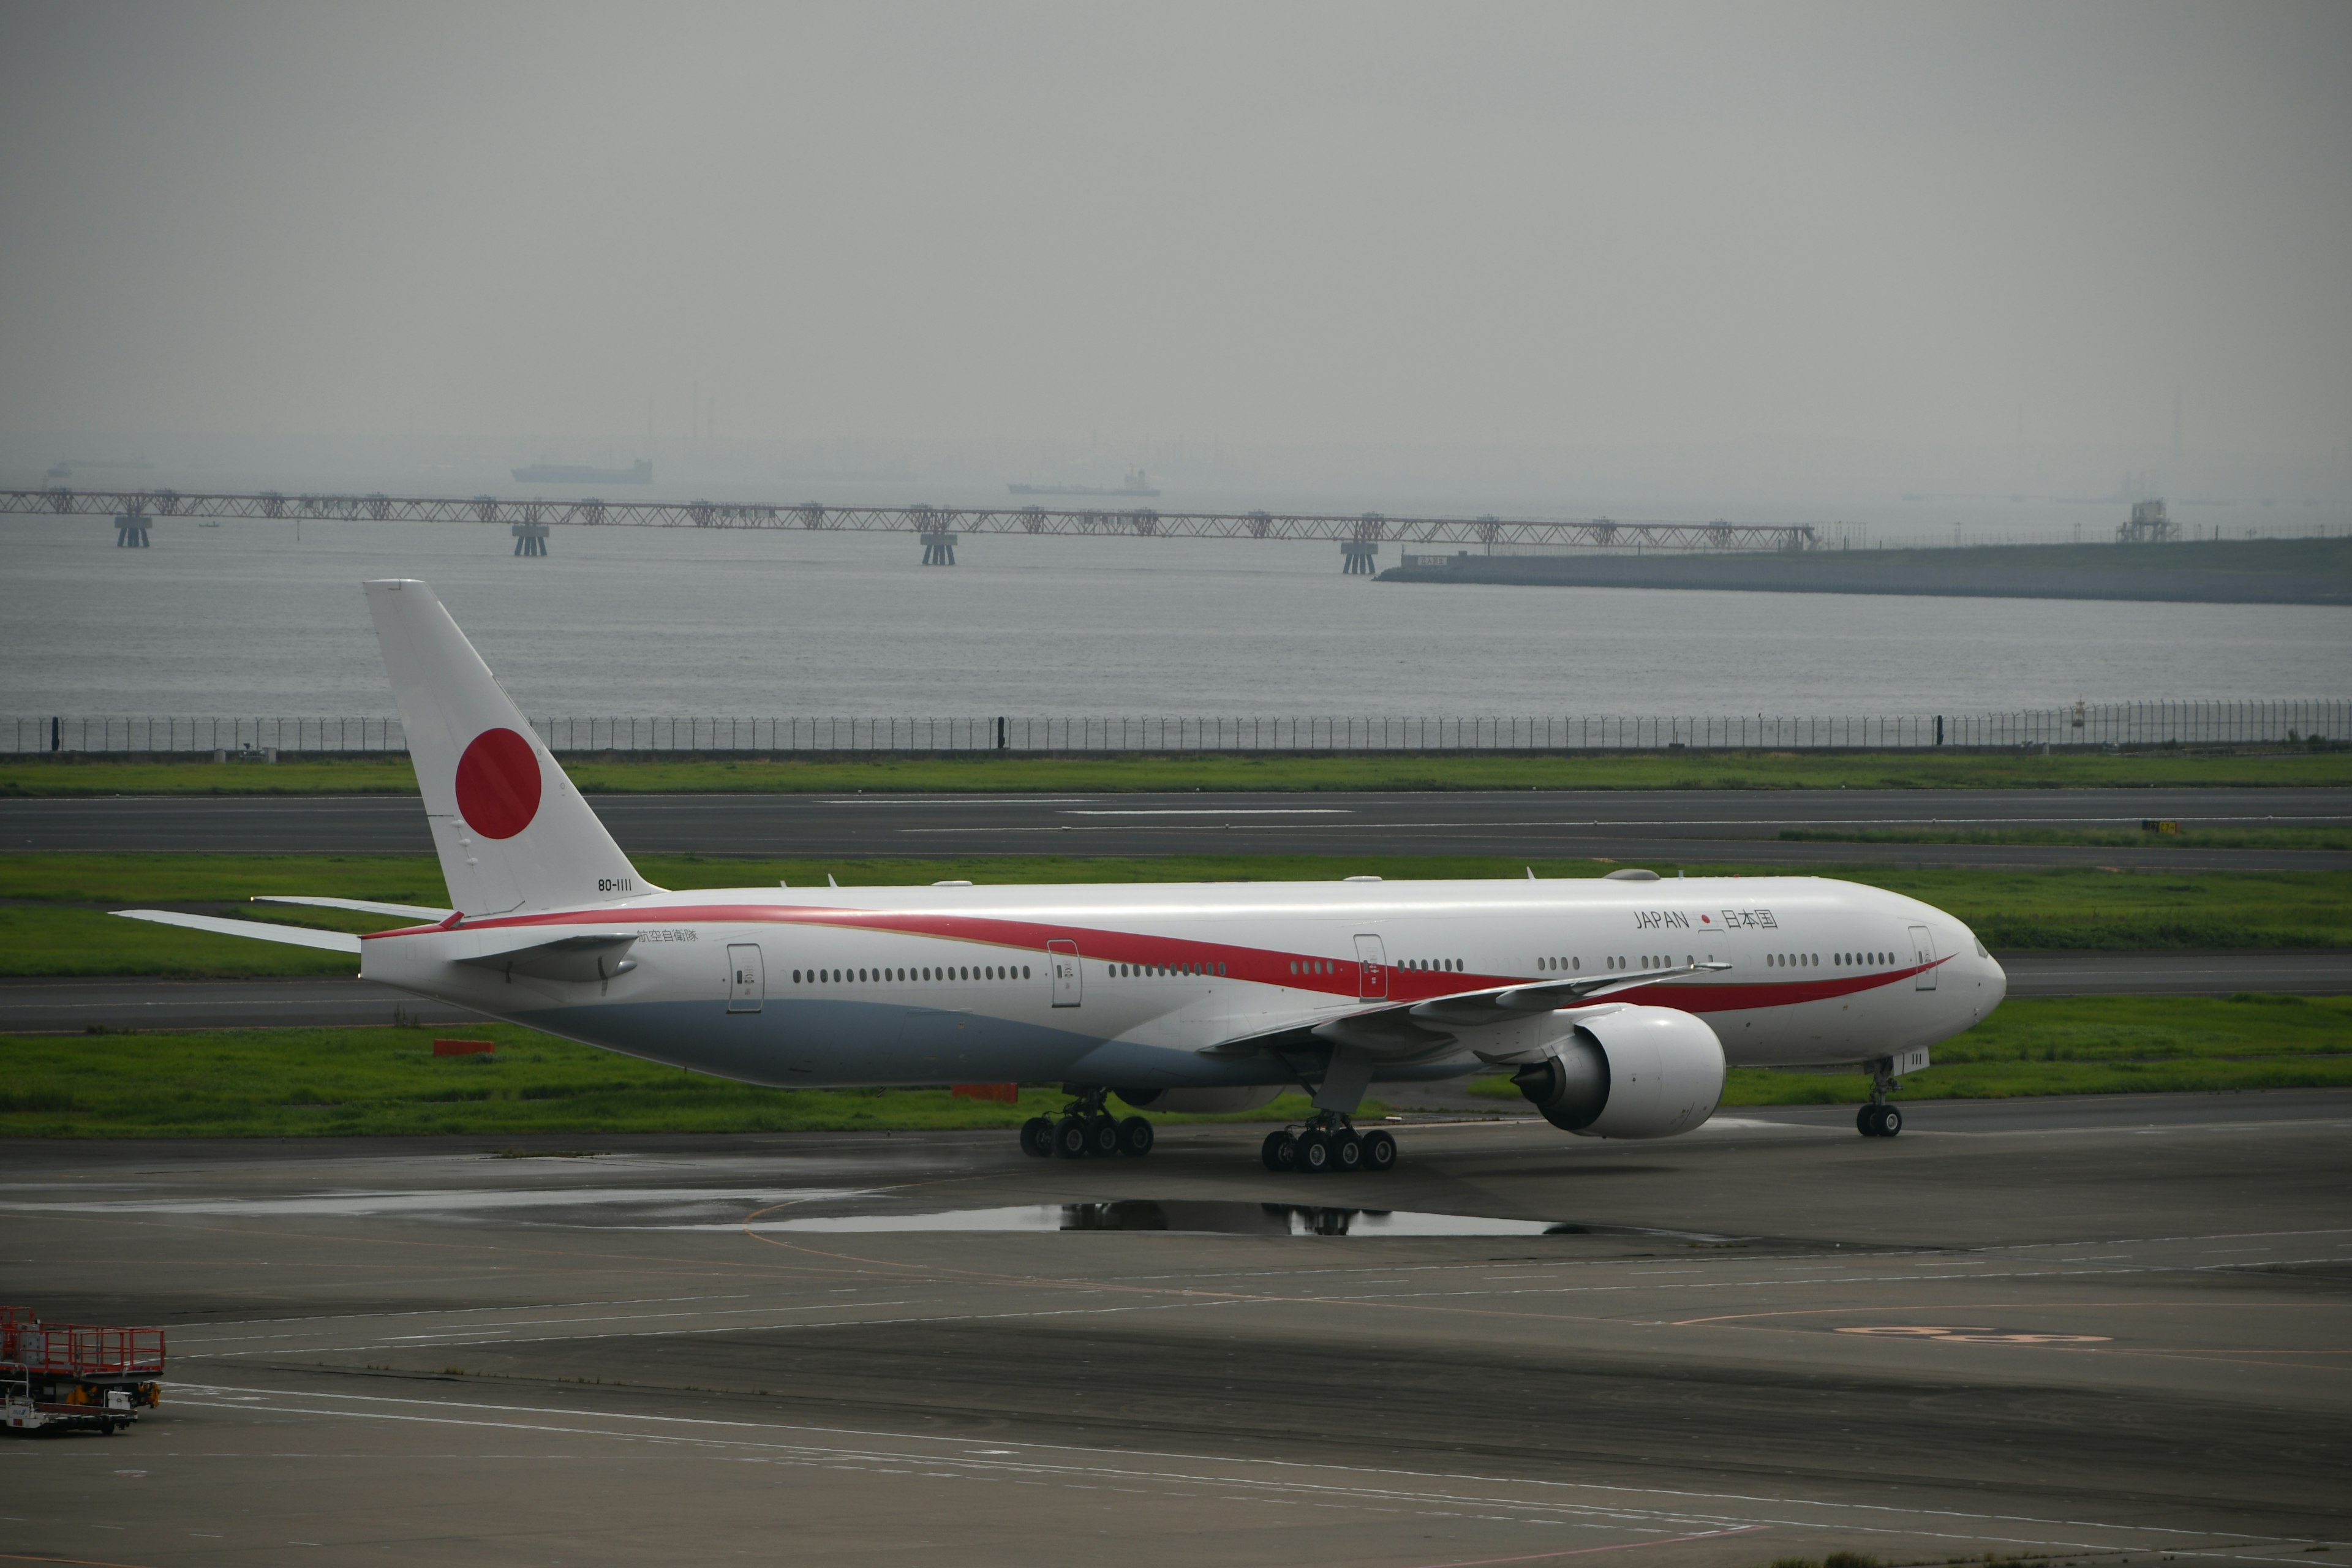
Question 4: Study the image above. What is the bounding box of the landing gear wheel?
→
[1053,1117,1091,1159]
[1087,1114,1122,1158]
[1875,1104,1902,1138]
[1360,1129,1398,1172]
[1295,1131,1332,1174]
[1856,1104,1879,1137]
[1020,1117,1054,1158]
[1330,1131,1363,1173]
[1262,1130,1298,1172]
[1118,1116,1155,1157]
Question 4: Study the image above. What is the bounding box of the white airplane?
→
[121,579,2007,1172]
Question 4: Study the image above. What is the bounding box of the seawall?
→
[1378,535,2352,605]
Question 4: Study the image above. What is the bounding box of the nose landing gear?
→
[1262,1113,1399,1174]
[1019,1085,1155,1159]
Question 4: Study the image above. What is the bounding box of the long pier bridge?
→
[2,486,1820,568]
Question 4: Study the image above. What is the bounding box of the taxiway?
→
[6,786,2346,869]
[4,1091,2346,1566]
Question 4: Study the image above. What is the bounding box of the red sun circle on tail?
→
[454,727,542,839]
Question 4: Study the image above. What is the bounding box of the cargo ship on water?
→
[511,458,652,484]
[1006,467,1158,498]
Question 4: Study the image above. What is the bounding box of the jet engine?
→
[1509,1006,1725,1139]
[1114,1085,1283,1115]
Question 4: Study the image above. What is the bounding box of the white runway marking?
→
[1061,807,1354,815]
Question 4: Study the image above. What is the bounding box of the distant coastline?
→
[513,459,652,485]
[1007,467,1159,499]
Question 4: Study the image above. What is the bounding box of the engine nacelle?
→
[1510,1006,1726,1139]
[1114,1085,1283,1115]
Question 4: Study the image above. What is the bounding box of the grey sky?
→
[3,1,2346,456]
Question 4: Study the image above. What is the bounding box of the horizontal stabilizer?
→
[254,895,454,920]
[113,910,361,955]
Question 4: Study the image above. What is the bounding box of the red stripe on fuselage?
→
[365,902,1947,1012]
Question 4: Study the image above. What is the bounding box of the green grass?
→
[8,852,2350,976]
[0,1023,1367,1137]
[1466,994,2352,1106]
[1863,865,2352,951]
[5,996,2342,1137]
[5,743,2348,797]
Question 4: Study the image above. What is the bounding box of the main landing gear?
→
[1261,1112,1399,1175]
[1020,1085,1155,1160]
[1856,1058,1905,1138]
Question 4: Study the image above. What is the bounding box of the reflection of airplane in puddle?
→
[1060,1201,1588,1237]
[752,1201,1599,1237]
[121,579,2007,1174]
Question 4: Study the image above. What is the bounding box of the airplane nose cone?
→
[1986,951,2008,1006]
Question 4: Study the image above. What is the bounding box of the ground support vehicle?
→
[0,1307,165,1435]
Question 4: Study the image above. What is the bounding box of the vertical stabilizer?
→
[364,579,652,914]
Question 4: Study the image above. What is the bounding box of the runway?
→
[5,947,2347,1034]
[6,785,2348,869]
[4,1091,2347,1566]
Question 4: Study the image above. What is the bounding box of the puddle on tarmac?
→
[742,1200,1598,1237]
[0,1186,861,1219]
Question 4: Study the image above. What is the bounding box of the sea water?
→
[1,514,2342,719]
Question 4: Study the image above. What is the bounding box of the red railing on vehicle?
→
[0,1311,165,1376]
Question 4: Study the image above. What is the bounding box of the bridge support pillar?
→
[113,514,151,548]
[511,522,550,557]
[1340,540,1379,575]
[920,531,958,565]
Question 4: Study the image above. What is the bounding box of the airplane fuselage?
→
[361,873,2006,1092]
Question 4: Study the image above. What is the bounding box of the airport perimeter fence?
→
[5,701,2347,756]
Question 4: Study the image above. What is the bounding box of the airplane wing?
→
[113,910,363,954]
[1199,960,1730,1061]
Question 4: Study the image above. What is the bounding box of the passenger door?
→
[1909,924,1937,990]
[1354,933,1389,1001]
[1047,939,1082,1007]
[726,943,764,1012]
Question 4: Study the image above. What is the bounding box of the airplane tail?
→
[365,579,654,915]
